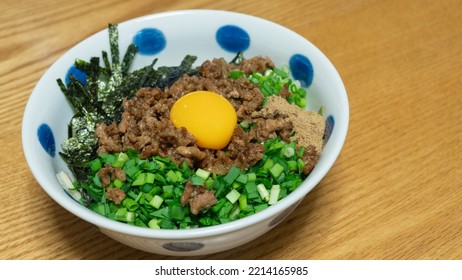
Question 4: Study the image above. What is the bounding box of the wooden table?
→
[1,0,461,260]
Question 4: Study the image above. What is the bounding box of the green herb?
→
[70,134,307,229]
[229,64,308,109]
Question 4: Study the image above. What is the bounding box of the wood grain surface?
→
[1,0,461,260]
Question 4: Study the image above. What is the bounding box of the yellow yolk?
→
[170,91,237,150]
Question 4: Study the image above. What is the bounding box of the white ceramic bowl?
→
[22,10,349,256]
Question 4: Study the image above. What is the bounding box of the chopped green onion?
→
[112,160,124,168]
[170,205,185,220]
[132,173,146,186]
[257,183,270,202]
[226,189,241,204]
[239,121,249,129]
[218,201,234,218]
[148,218,160,229]
[268,185,281,205]
[247,172,257,182]
[270,163,284,178]
[149,195,164,209]
[166,170,179,182]
[113,178,124,188]
[190,175,205,186]
[223,165,241,185]
[263,158,274,170]
[232,182,241,190]
[93,174,102,187]
[88,159,102,172]
[244,181,257,194]
[159,219,176,229]
[146,172,155,184]
[150,207,170,220]
[297,158,305,172]
[254,204,268,213]
[56,171,82,201]
[162,185,174,199]
[283,147,295,158]
[122,198,139,211]
[90,203,106,216]
[287,160,298,171]
[211,198,227,213]
[229,204,240,220]
[115,208,135,223]
[238,194,247,210]
[229,70,245,79]
[123,165,140,179]
[147,185,161,196]
[195,168,211,180]
[117,152,129,163]
[99,154,116,164]
[134,219,148,228]
[236,173,248,184]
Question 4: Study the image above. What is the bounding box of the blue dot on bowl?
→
[37,123,56,157]
[289,54,314,87]
[65,65,87,86]
[163,242,204,252]
[216,25,250,53]
[324,115,335,144]
[132,28,166,55]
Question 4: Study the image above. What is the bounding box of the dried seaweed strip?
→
[108,23,120,66]
[102,51,111,76]
[58,76,90,115]
[121,44,137,75]
[156,55,198,89]
[58,23,200,180]
[230,51,244,65]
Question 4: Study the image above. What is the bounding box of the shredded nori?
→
[230,51,245,65]
[58,23,198,180]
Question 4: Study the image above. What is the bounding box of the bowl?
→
[22,10,349,256]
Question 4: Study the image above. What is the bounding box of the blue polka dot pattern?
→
[216,25,250,53]
[289,54,314,87]
[37,123,56,157]
[65,65,87,86]
[163,242,204,252]
[324,115,335,144]
[133,28,166,55]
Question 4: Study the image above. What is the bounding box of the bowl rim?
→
[22,9,349,240]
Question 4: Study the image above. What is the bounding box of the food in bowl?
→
[56,23,326,230]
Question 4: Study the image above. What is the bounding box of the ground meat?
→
[105,187,126,204]
[227,125,265,170]
[301,145,320,175]
[175,146,207,160]
[181,181,217,215]
[200,150,235,175]
[94,56,323,178]
[252,117,293,142]
[199,56,274,78]
[167,74,264,122]
[233,56,275,75]
[95,57,276,174]
[97,164,126,187]
[95,122,123,154]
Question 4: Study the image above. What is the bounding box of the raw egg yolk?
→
[170,91,237,150]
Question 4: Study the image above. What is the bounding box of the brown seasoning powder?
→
[258,95,325,155]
